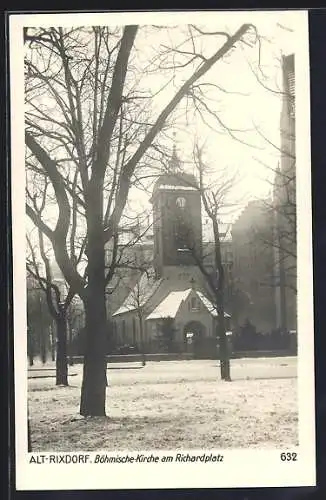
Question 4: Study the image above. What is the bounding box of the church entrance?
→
[183,321,207,358]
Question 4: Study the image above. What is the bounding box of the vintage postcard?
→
[9,9,315,490]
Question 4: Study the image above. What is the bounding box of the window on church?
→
[176,196,186,209]
[191,297,200,311]
[175,217,192,251]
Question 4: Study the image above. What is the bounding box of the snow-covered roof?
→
[158,185,197,191]
[112,271,162,316]
[146,289,191,320]
[196,291,231,318]
[146,288,231,321]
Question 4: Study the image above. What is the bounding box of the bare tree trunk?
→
[50,324,56,361]
[67,317,74,366]
[80,189,108,416]
[278,238,288,333]
[216,285,230,381]
[27,327,34,366]
[217,312,231,381]
[80,295,107,415]
[38,297,47,364]
[212,220,231,382]
[55,314,68,386]
[40,327,47,364]
[138,314,146,366]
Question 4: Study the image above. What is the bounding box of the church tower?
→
[151,143,202,279]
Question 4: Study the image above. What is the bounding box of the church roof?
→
[112,270,162,316]
[196,291,230,318]
[156,184,197,191]
[152,172,198,194]
[146,289,191,320]
[145,288,231,321]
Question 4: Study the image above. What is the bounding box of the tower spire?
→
[169,131,181,173]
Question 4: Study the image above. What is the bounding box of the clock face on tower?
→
[176,196,186,209]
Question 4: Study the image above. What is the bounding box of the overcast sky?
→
[119,11,300,223]
[19,10,306,242]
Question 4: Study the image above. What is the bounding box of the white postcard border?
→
[9,9,315,491]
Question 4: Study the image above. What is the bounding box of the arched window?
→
[191,297,200,311]
[175,212,192,250]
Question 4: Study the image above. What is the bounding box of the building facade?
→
[273,53,297,332]
[231,54,296,335]
[231,200,276,333]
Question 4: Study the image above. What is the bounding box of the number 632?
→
[280,452,297,461]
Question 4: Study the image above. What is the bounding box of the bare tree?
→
[119,271,154,364]
[24,24,259,415]
[26,234,74,385]
[167,142,237,379]
[26,276,53,365]
[26,162,86,384]
[192,145,238,380]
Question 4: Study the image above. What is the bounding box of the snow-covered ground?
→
[28,358,298,451]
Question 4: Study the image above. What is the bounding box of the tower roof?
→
[151,171,199,202]
[151,133,199,201]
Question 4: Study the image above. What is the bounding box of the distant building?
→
[231,200,276,332]
[202,238,234,307]
[231,54,296,335]
[273,53,297,332]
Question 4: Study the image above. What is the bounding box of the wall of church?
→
[160,265,205,289]
[175,292,214,339]
[113,312,146,349]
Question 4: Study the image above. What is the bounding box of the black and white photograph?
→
[9,9,315,490]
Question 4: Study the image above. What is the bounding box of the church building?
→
[111,146,231,356]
